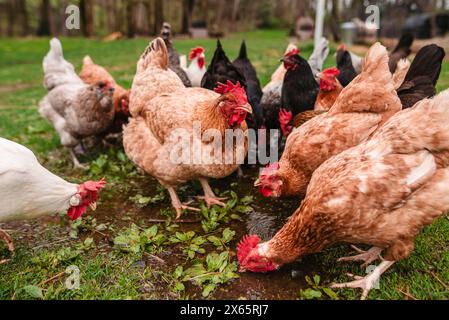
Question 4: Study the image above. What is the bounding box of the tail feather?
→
[42,38,82,90]
[397,44,445,109]
[238,40,248,60]
[331,42,400,120]
[137,37,169,73]
[375,90,449,153]
[308,37,330,78]
[392,59,410,90]
[402,44,445,86]
[392,33,415,54]
[49,38,63,58]
[83,55,94,66]
[361,42,389,76]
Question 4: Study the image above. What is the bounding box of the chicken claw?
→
[167,187,200,220]
[69,149,87,170]
[331,260,395,300]
[198,178,227,208]
[337,246,383,268]
[0,228,15,263]
[196,196,227,208]
[174,205,201,220]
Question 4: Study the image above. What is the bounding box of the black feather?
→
[201,40,247,90]
[397,44,445,109]
[336,50,357,87]
[233,41,263,130]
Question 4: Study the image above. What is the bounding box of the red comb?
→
[338,43,346,51]
[189,47,204,60]
[81,178,106,191]
[323,67,340,77]
[237,235,261,264]
[285,48,301,58]
[214,80,243,94]
[260,162,280,177]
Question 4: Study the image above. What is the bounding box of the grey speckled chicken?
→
[38,38,115,168]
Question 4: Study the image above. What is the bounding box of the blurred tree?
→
[154,0,164,34]
[126,0,135,37]
[182,0,195,34]
[16,0,30,36]
[37,0,52,36]
[330,0,341,42]
[80,0,94,37]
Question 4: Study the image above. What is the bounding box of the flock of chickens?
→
[1,23,449,299]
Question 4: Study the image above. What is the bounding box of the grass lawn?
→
[1,29,449,300]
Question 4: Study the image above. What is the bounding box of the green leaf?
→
[173,266,183,280]
[235,205,253,213]
[174,282,185,292]
[240,196,254,204]
[313,274,321,286]
[300,288,322,300]
[222,228,235,243]
[142,225,158,239]
[305,275,314,286]
[202,284,216,297]
[322,287,339,300]
[23,285,44,299]
[207,236,222,247]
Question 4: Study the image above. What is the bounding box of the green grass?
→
[1,29,449,300]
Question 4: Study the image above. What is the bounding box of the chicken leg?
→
[197,178,227,207]
[167,187,200,220]
[331,260,395,300]
[0,228,14,264]
[69,149,87,170]
[337,246,383,267]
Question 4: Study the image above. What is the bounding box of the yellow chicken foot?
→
[197,178,227,207]
[331,260,395,300]
[167,187,200,220]
[337,246,383,267]
[0,228,14,264]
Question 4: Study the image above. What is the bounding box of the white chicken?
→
[181,47,207,87]
[0,137,105,262]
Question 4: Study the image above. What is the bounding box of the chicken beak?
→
[254,179,262,187]
[89,202,97,211]
[239,267,247,272]
[237,103,252,114]
[316,72,323,79]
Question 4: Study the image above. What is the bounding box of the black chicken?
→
[389,33,415,73]
[336,48,358,87]
[201,40,247,90]
[397,44,445,109]
[160,22,192,87]
[281,50,319,118]
[233,41,263,130]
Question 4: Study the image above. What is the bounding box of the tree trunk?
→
[37,0,52,36]
[126,0,135,37]
[80,0,94,37]
[16,0,29,36]
[154,0,164,35]
[181,0,195,34]
[6,0,14,37]
[330,0,341,42]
